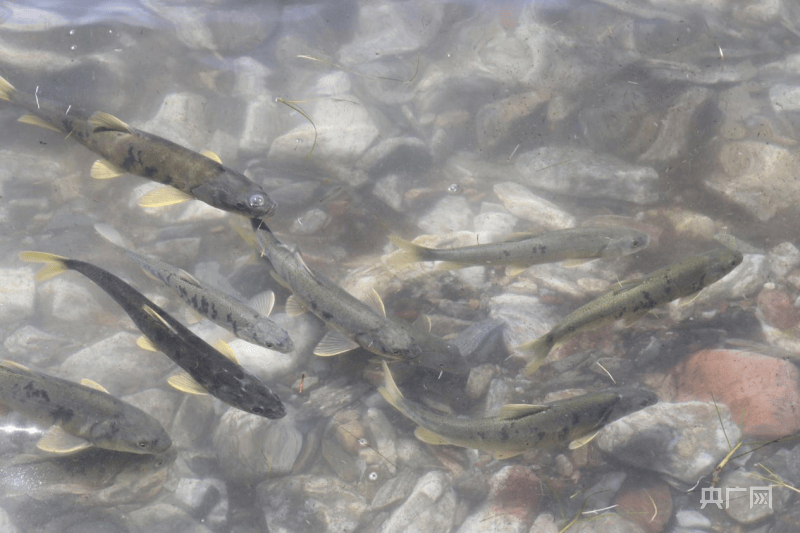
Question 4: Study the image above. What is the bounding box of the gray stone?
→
[371,469,417,511]
[0,508,17,533]
[473,210,518,237]
[59,332,175,396]
[722,468,787,524]
[373,174,405,211]
[515,146,659,204]
[136,92,211,149]
[121,388,179,434]
[529,512,559,533]
[770,84,800,112]
[213,408,302,482]
[129,502,212,533]
[37,276,103,322]
[366,408,398,475]
[674,509,711,529]
[493,182,576,230]
[597,401,740,486]
[456,465,539,533]
[377,471,456,533]
[638,87,712,163]
[174,477,228,531]
[170,393,216,449]
[417,196,473,234]
[476,92,549,151]
[488,293,556,351]
[258,474,369,533]
[240,96,278,155]
[3,325,75,365]
[290,208,330,235]
[768,242,800,279]
[465,364,498,401]
[561,513,645,533]
[0,268,34,323]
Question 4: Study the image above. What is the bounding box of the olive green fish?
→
[20,251,286,419]
[389,227,650,275]
[0,360,171,455]
[378,361,657,459]
[249,219,467,374]
[520,247,743,376]
[0,75,276,219]
[95,223,293,353]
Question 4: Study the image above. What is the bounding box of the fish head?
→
[89,415,172,455]
[196,170,277,218]
[235,378,287,419]
[603,230,651,258]
[704,248,744,283]
[246,323,295,354]
[606,387,658,423]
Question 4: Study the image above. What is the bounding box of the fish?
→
[249,219,467,374]
[0,75,276,219]
[377,361,657,459]
[19,251,286,419]
[388,227,650,275]
[0,359,171,455]
[95,223,294,353]
[519,247,744,376]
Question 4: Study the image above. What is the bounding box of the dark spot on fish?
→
[557,426,570,440]
[228,315,237,334]
[50,404,75,424]
[122,146,137,170]
[23,382,50,403]
[477,430,487,439]
[499,426,510,442]
[536,430,546,441]
[163,174,174,185]
[143,166,157,177]
[502,250,511,257]
[209,302,217,320]
[321,311,333,320]
[571,412,581,426]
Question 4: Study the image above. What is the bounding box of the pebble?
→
[721,468,787,524]
[377,471,456,533]
[212,408,302,482]
[638,87,712,163]
[597,401,740,486]
[136,92,212,150]
[59,332,175,396]
[373,174,405,211]
[239,95,277,155]
[37,276,104,322]
[488,292,556,352]
[465,364,498,400]
[473,209,518,236]
[493,182,576,229]
[456,465,540,533]
[676,349,800,439]
[674,509,711,529]
[514,146,659,204]
[121,387,179,434]
[128,502,212,533]
[756,288,800,329]
[615,480,672,533]
[371,469,417,511]
[476,91,549,151]
[417,196,473,234]
[0,268,35,323]
[170,393,216,449]
[173,477,228,531]
[768,242,800,278]
[769,84,800,112]
[290,207,330,235]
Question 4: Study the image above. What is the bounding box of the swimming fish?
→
[389,227,650,275]
[520,247,744,376]
[377,361,657,459]
[0,75,276,219]
[19,251,286,419]
[249,219,467,374]
[0,360,171,455]
[95,223,294,353]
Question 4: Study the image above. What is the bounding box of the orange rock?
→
[675,349,800,439]
[616,480,672,533]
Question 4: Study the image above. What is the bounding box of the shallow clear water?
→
[1,0,800,532]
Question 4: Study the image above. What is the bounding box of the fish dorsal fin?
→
[136,336,159,352]
[413,426,451,446]
[497,403,549,420]
[80,378,109,394]
[413,314,432,333]
[501,232,536,243]
[138,186,193,208]
[285,295,306,317]
[248,290,275,316]
[213,340,239,364]
[494,450,524,460]
[568,431,600,450]
[0,360,31,372]
[363,289,386,317]
[200,149,222,163]
[313,330,359,356]
[37,426,91,454]
[167,373,208,395]
[89,111,133,133]
[90,159,126,180]
[18,113,62,133]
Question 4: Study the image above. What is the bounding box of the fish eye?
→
[368,471,379,481]
[252,406,264,414]
[248,193,266,209]
[138,441,148,448]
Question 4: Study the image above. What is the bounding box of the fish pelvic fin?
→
[138,186,193,207]
[80,378,110,394]
[518,337,551,377]
[90,159,126,180]
[494,450,524,460]
[37,426,92,454]
[18,114,63,133]
[168,373,208,395]
[0,75,16,101]
[0,359,32,373]
[89,111,133,133]
[213,339,240,364]
[136,336,159,352]
[377,360,405,412]
[200,149,222,163]
[313,330,359,356]
[248,290,276,317]
[19,251,70,282]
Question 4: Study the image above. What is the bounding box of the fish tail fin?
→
[0,75,16,101]
[518,336,551,377]
[18,251,70,282]
[377,360,405,411]
[387,236,434,268]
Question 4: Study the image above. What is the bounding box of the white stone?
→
[0,267,35,323]
[769,84,800,112]
[493,182,576,230]
[417,196,472,234]
[240,95,278,154]
[768,242,800,278]
[38,276,104,322]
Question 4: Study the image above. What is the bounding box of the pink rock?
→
[676,349,800,439]
[757,288,800,330]
[616,480,672,533]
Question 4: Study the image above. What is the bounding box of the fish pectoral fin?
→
[432,261,463,272]
[498,403,550,420]
[213,339,240,364]
[37,426,92,454]
[0,359,32,373]
[313,330,359,356]
[284,295,307,317]
[90,159,126,180]
[200,149,222,163]
[363,288,386,317]
[413,427,451,446]
[167,373,208,395]
[248,290,275,317]
[494,450,524,460]
[505,264,530,278]
[18,114,62,133]
[80,378,109,394]
[621,309,649,327]
[138,186,194,208]
[89,111,134,133]
[412,313,432,333]
[136,336,159,352]
[568,431,600,450]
